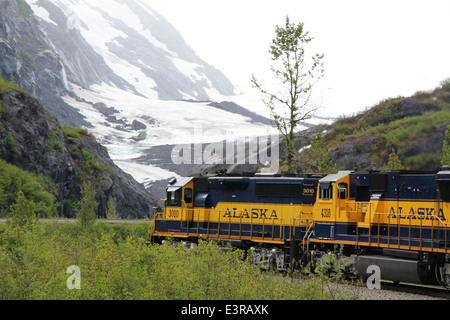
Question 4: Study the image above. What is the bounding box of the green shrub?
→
[76,181,98,231]
[46,140,63,152]
[0,159,56,218]
[7,191,38,227]
[332,123,355,138]
[6,132,18,155]
[0,77,20,94]
[0,222,358,300]
[15,0,33,18]
[62,126,93,140]
[78,149,113,178]
[440,78,450,90]
[405,152,442,170]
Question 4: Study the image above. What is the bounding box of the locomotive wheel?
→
[342,264,358,281]
[435,263,450,288]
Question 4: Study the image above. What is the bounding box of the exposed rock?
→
[93,102,119,117]
[0,89,153,218]
[208,101,274,125]
[132,131,147,141]
[330,136,381,171]
[397,97,440,118]
[0,0,88,127]
[131,120,147,130]
[442,93,450,103]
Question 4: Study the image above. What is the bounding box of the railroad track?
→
[286,271,450,299]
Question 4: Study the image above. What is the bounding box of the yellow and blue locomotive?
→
[310,170,450,286]
[150,169,450,287]
[152,174,319,269]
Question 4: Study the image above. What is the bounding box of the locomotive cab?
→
[150,177,196,243]
[164,177,194,220]
[166,178,194,207]
[312,171,352,240]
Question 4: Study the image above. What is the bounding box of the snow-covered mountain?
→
[12,0,279,185]
[27,0,236,101]
[1,0,331,190]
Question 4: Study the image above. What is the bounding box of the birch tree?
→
[251,16,324,173]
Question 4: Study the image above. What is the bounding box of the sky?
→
[149,0,450,118]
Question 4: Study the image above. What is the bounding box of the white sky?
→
[149,0,450,117]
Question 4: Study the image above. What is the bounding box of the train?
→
[149,168,450,287]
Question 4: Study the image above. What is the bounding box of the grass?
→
[0,77,21,95]
[62,125,94,140]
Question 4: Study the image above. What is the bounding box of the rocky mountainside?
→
[0,79,153,218]
[0,0,237,129]
[294,80,450,172]
[0,0,283,188]
[0,0,89,127]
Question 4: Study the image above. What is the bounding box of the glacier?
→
[23,0,330,186]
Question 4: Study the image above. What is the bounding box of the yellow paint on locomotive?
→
[312,171,353,224]
[212,202,312,225]
[310,171,450,254]
[359,199,449,227]
[152,176,316,243]
[155,202,314,241]
[152,171,450,253]
[312,171,449,228]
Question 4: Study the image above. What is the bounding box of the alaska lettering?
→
[389,206,446,221]
[223,208,278,220]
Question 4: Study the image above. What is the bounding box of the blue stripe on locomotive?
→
[350,171,439,201]
[202,176,318,208]
[313,221,450,250]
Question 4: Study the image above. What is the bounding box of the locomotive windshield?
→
[167,187,181,206]
[319,183,333,200]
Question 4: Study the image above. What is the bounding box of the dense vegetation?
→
[0,220,359,300]
[0,76,23,96]
[0,159,56,219]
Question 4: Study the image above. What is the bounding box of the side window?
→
[319,183,333,200]
[184,188,193,204]
[167,189,181,206]
[338,183,348,199]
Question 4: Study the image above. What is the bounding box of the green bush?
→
[0,221,358,300]
[0,77,20,95]
[62,126,93,140]
[6,132,18,155]
[78,149,112,177]
[0,159,56,218]
[46,140,63,152]
[440,78,450,90]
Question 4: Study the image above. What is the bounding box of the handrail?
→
[357,210,449,253]
[302,222,315,251]
[153,198,167,219]
[155,202,449,253]
[177,206,291,242]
